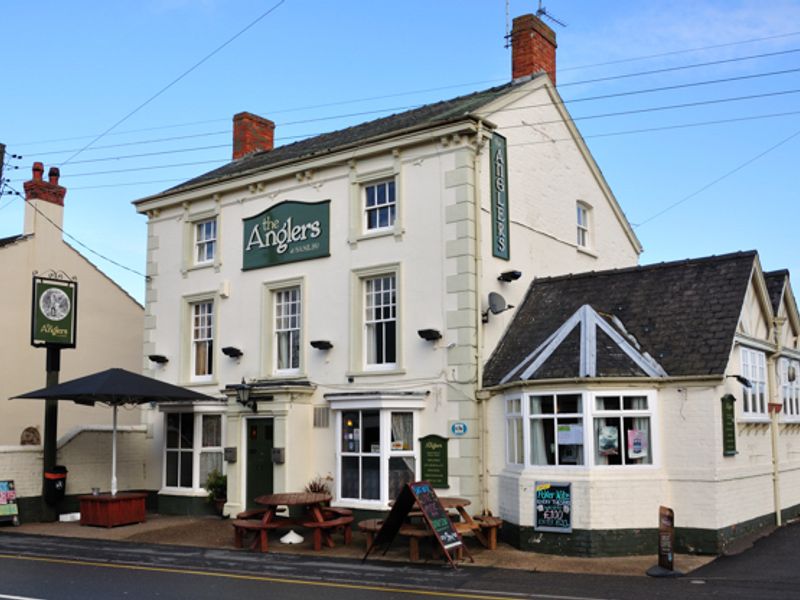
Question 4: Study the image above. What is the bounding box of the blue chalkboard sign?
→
[534,481,571,533]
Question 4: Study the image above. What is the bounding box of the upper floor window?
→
[781,358,800,419]
[741,347,767,416]
[364,180,396,232]
[274,287,301,373]
[364,274,397,368]
[191,300,214,380]
[195,219,217,264]
[576,202,590,248]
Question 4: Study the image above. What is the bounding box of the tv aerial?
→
[536,1,567,28]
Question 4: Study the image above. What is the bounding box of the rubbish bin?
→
[43,465,68,506]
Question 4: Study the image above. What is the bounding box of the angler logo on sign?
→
[242,200,331,270]
[31,276,78,348]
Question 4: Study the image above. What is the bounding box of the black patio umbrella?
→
[13,368,222,496]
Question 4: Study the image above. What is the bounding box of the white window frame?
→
[505,397,524,467]
[190,299,214,382]
[329,395,423,510]
[591,393,653,467]
[576,201,590,248]
[194,218,217,265]
[740,347,768,418]
[273,286,301,375]
[363,179,396,233]
[781,357,800,421]
[364,273,397,370]
[502,389,657,470]
[529,393,586,467]
[262,278,305,378]
[161,405,226,495]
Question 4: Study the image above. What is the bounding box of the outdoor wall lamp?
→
[148,354,168,364]
[417,329,442,342]
[727,374,753,389]
[498,270,522,282]
[221,346,243,358]
[233,378,257,412]
[310,340,333,350]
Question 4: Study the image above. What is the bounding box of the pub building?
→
[133,13,799,555]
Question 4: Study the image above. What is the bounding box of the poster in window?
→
[598,425,619,456]
[627,429,647,459]
[557,424,583,445]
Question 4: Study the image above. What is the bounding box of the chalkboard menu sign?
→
[420,435,449,488]
[721,394,737,456]
[534,481,572,533]
[0,480,19,525]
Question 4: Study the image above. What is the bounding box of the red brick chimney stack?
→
[232,112,275,160]
[23,162,66,206]
[511,13,557,84]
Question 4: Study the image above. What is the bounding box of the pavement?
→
[1,513,715,576]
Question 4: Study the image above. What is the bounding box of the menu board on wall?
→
[420,435,449,488]
[0,480,19,524]
[534,481,572,533]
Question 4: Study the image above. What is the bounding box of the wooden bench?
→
[473,515,503,550]
[302,516,354,551]
[235,506,286,520]
[358,518,436,562]
[232,518,289,552]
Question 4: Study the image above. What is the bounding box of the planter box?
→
[79,492,147,528]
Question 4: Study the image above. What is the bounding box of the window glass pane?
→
[361,456,380,500]
[341,456,359,498]
[363,410,380,453]
[596,396,620,411]
[180,451,193,487]
[624,417,652,465]
[342,412,360,453]
[390,413,413,451]
[595,417,622,465]
[556,417,584,465]
[180,413,194,449]
[530,418,555,465]
[202,415,221,447]
[623,396,648,410]
[166,413,179,448]
[557,394,582,413]
[530,395,554,414]
[388,457,415,499]
[166,452,178,486]
[200,451,223,485]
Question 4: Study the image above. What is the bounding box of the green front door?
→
[246,418,274,509]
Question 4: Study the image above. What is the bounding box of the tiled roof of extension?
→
[482,251,758,387]
[165,80,524,194]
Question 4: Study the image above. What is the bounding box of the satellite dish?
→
[488,292,514,315]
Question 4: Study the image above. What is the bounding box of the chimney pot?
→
[48,167,60,185]
[233,112,275,160]
[32,162,44,181]
[23,162,66,207]
[511,13,557,84]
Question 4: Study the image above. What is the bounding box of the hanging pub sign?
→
[534,481,572,533]
[420,434,449,488]
[490,133,509,260]
[242,200,330,270]
[31,275,77,348]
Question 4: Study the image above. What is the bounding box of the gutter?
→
[481,374,725,395]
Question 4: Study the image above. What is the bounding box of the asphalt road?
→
[0,524,799,600]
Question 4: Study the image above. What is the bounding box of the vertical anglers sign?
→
[490,133,510,260]
[31,276,77,347]
[243,200,330,270]
[721,394,737,456]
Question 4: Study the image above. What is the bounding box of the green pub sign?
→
[243,200,330,270]
[721,394,737,456]
[31,276,77,348]
[419,434,449,488]
[490,133,510,260]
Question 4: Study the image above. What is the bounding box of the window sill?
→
[346,368,407,378]
[350,227,403,246]
[158,488,207,497]
[576,245,598,258]
[739,416,770,425]
[183,379,219,388]
[182,262,218,275]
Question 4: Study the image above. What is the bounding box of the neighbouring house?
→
[0,163,144,446]
[482,251,800,555]
[132,11,643,520]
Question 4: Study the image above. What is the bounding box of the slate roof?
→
[764,270,788,314]
[163,80,524,194]
[483,251,758,387]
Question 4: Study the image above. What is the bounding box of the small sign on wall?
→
[721,394,737,456]
[534,481,572,533]
[419,434,449,488]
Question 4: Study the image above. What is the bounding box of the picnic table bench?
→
[358,518,436,562]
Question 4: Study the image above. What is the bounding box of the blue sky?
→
[2,0,799,303]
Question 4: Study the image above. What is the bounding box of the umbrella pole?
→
[111,405,118,496]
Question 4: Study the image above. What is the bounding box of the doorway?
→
[246,418,274,509]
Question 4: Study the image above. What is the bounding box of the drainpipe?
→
[767,316,786,526]
[473,121,488,512]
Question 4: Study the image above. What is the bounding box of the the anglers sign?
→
[243,200,330,270]
[31,275,78,348]
[490,133,509,260]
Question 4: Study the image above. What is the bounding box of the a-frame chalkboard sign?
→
[362,481,468,568]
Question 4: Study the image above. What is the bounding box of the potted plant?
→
[205,469,227,516]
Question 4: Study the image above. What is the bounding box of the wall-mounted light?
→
[310,340,333,350]
[498,270,522,282]
[233,378,257,412]
[726,374,753,389]
[417,329,442,342]
[222,346,243,358]
[148,354,168,364]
